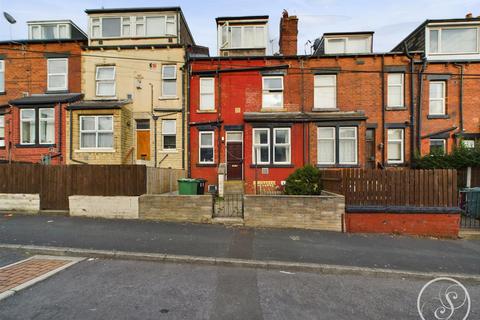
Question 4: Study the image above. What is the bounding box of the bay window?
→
[20,109,36,145]
[199,131,214,164]
[262,76,283,109]
[314,75,336,109]
[317,126,358,166]
[39,108,55,144]
[325,36,370,54]
[429,81,446,115]
[429,27,478,54]
[162,119,176,150]
[80,116,114,149]
[273,128,291,164]
[253,128,270,165]
[387,73,404,108]
[162,65,177,97]
[96,66,116,97]
[199,78,215,110]
[387,129,404,164]
[47,58,68,91]
[0,115,4,147]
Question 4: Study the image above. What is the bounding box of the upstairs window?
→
[0,60,4,93]
[96,66,116,97]
[221,25,265,49]
[325,36,371,54]
[262,76,283,109]
[314,75,336,109]
[47,58,68,91]
[429,81,446,115]
[30,24,69,40]
[0,115,4,147]
[199,78,215,110]
[102,17,121,37]
[91,15,176,38]
[162,120,176,150]
[387,73,404,108]
[162,65,177,97]
[429,27,478,54]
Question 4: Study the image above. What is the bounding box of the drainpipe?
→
[187,62,192,177]
[216,66,221,175]
[404,43,415,163]
[417,57,427,155]
[454,63,464,133]
[58,103,62,162]
[150,83,159,167]
[181,58,186,170]
[300,58,306,166]
[381,55,386,167]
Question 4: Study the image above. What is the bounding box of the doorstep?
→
[459,229,480,240]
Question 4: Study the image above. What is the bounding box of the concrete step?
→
[459,230,480,240]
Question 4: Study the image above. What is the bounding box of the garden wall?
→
[0,193,40,213]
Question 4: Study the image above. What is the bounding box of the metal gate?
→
[213,193,244,218]
[459,188,480,229]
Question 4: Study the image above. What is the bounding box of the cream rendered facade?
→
[68,7,198,168]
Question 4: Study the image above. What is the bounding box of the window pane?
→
[31,26,41,39]
[146,16,165,36]
[0,63,4,92]
[201,133,213,146]
[97,82,115,96]
[59,25,67,38]
[429,30,439,53]
[200,94,214,110]
[244,27,254,47]
[318,140,334,163]
[49,59,67,74]
[315,87,335,109]
[98,117,112,131]
[347,38,368,53]
[200,148,213,162]
[430,140,445,154]
[429,82,443,99]
[429,100,444,114]
[96,67,115,80]
[102,18,121,37]
[81,117,95,130]
[388,129,402,140]
[92,26,100,38]
[255,146,269,163]
[163,136,176,149]
[122,24,131,36]
[275,146,288,163]
[318,127,334,139]
[231,27,241,47]
[327,39,345,53]
[254,130,268,144]
[339,140,355,163]
[81,133,96,148]
[264,77,282,90]
[388,73,402,85]
[40,119,54,144]
[166,16,176,35]
[263,92,282,108]
[275,129,289,144]
[40,109,54,119]
[315,75,335,86]
[162,120,176,134]
[388,86,402,106]
[339,128,355,138]
[98,133,113,148]
[42,25,56,39]
[22,109,35,119]
[388,142,402,161]
[441,28,477,53]
[22,119,35,144]
[49,75,66,89]
[163,80,176,96]
[135,23,144,36]
[255,27,265,47]
[162,66,176,79]
[201,79,214,94]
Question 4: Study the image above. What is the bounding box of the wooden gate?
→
[40,166,70,210]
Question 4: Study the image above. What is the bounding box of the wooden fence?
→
[458,167,480,188]
[146,167,186,194]
[320,168,458,207]
[0,164,150,210]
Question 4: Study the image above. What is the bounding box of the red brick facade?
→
[0,41,84,164]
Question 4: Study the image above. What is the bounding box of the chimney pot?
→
[466,12,473,18]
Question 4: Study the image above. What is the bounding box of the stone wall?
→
[69,196,139,219]
[139,194,213,223]
[243,192,345,231]
[0,194,40,213]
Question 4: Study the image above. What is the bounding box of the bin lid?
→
[196,178,207,182]
[178,178,198,182]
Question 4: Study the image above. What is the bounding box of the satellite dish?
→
[3,12,16,24]
[313,38,322,51]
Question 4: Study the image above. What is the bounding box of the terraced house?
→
[67,7,207,167]
[0,20,86,164]
[189,11,480,194]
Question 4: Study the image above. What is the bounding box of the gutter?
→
[192,64,290,75]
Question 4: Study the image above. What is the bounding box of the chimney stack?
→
[279,10,298,56]
[466,12,473,18]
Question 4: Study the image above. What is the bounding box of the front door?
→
[226,132,243,180]
[136,120,151,161]
[365,128,376,169]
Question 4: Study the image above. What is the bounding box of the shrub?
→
[413,142,480,169]
[284,165,322,195]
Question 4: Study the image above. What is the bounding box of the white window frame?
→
[339,127,358,165]
[95,66,116,97]
[387,73,404,108]
[427,26,479,55]
[314,74,337,109]
[429,81,446,115]
[161,65,177,97]
[90,15,177,39]
[0,115,4,148]
[0,60,4,93]
[29,23,70,40]
[252,128,270,165]
[47,58,68,92]
[20,109,36,145]
[199,78,215,110]
[162,119,176,151]
[39,108,55,145]
[221,25,266,49]
[262,76,284,109]
[387,129,404,164]
[273,128,291,165]
[79,115,114,150]
[199,131,215,164]
[325,36,371,54]
[317,127,336,165]
[430,139,446,154]
[462,140,475,149]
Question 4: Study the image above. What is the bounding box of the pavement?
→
[0,215,479,276]
[0,253,478,320]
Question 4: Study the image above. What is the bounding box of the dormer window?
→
[324,36,371,54]
[220,25,266,49]
[428,27,479,54]
[90,15,177,39]
[29,23,70,40]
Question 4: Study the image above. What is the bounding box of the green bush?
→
[284,165,322,195]
[413,142,480,169]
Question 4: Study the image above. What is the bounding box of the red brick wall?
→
[345,212,460,238]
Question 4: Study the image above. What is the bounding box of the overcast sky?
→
[0,0,478,54]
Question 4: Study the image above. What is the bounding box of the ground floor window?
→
[430,138,446,154]
[162,119,176,150]
[0,115,4,147]
[80,115,114,149]
[39,108,55,144]
[462,140,475,149]
[317,126,358,165]
[387,129,404,164]
[20,109,36,145]
[252,127,291,165]
[20,108,55,145]
[199,131,214,164]
[253,128,270,164]
[273,128,291,164]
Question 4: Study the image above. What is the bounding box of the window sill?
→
[196,109,217,113]
[249,164,294,168]
[427,115,449,119]
[261,108,284,112]
[75,149,116,153]
[312,108,340,112]
[95,96,118,100]
[385,106,407,111]
[0,92,5,96]
[385,162,408,167]
[15,144,56,148]
[159,96,179,101]
[160,150,178,154]
[196,163,217,167]
[316,164,360,168]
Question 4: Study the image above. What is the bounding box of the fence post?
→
[466,167,472,188]
[169,170,173,193]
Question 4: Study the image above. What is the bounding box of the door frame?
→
[225,131,244,181]
[135,119,151,162]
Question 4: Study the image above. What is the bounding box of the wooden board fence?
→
[321,168,458,207]
[146,167,186,194]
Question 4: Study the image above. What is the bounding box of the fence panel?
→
[146,167,186,194]
[321,168,457,208]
